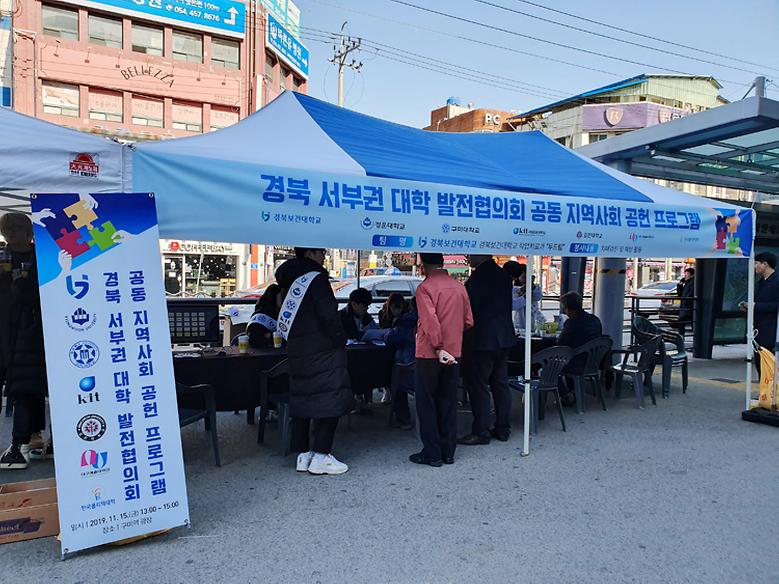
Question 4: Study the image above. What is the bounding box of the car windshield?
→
[641,281,676,291]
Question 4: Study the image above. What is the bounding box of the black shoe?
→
[0,445,28,470]
[457,433,490,446]
[443,457,454,465]
[409,452,442,467]
[489,429,510,442]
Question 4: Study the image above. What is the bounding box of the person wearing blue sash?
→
[275,248,353,476]
[247,284,282,349]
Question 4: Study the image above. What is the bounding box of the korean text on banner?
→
[31,193,189,556]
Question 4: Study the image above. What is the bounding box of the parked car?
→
[630,280,679,318]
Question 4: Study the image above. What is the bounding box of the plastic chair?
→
[176,382,220,467]
[563,336,612,414]
[609,335,662,409]
[509,346,573,433]
[257,359,291,454]
[632,316,689,398]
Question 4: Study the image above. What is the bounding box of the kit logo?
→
[418,237,428,248]
[441,223,451,234]
[80,449,109,476]
[361,217,373,230]
[69,153,99,178]
[77,376,99,405]
[69,341,99,369]
[66,307,97,331]
[261,211,271,222]
[66,274,89,299]
[76,413,106,442]
[629,233,637,241]
[291,286,303,298]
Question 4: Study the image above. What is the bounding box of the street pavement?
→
[1,346,777,584]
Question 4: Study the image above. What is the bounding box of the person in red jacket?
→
[410,253,473,467]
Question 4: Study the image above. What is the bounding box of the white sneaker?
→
[296,451,314,472]
[307,453,348,476]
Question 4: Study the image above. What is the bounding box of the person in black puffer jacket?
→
[0,213,48,470]
[275,247,352,476]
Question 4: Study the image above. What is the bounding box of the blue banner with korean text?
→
[31,193,189,556]
[134,153,754,260]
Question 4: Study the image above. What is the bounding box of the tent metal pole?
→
[746,252,755,410]
[356,250,361,288]
[522,255,533,457]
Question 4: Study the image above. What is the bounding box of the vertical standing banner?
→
[31,193,189,556]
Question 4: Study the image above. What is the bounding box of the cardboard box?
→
[0,478,59,544]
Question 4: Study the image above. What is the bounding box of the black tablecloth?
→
[508,335,558,376]
[172,344,394,412]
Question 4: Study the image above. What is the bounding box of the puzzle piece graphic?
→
[54,228,90,258]
[86,221,118,251]
[64,200,99,231]
[727,236,740,254]
[43,211,78,241]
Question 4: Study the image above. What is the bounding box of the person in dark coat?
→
[339,287,376,341]
[741,252,779,377]
[383,298,418,429]
[0,213,48,470]
[246,284,282,349]
[459,255,516,445]
[557,292,603,405]
[275,248,352,476]
[675,267,695,333]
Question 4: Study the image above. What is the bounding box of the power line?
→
[470,0,768,77]
[303,26,569,98]
[302,29,565,99]
[302,35,556,99]
[307,0,623,77]
[510,0,779,75]
[386,0,747,85]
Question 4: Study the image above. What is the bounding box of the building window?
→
[132,23,164,56]
[42,81,80,117]
[280,67,290,91]
[89,89,122,122]
[211,38,239,69]
[555,136,568,146]
[172,30,203,63]
[293,76,303,91]
[210,106,239,131]
[590,133,609,143]
[172,102,202,132]
[132,96,163,127]
[41,4,78,40]
[265,56,275,82]
[88,14,122,48]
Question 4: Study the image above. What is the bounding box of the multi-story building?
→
[3,0,309,294]
[425,97,514,133]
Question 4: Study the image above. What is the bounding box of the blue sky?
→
[295,0,779,127]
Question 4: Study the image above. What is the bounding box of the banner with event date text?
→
[31,192,189,556]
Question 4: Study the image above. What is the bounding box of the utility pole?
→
[328,22,362,107]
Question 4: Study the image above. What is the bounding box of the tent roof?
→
[137,91,740,210]
[0,107,127,214]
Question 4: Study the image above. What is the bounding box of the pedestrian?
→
[411,253,473,467]
[557,292,603,407]
[458,254,515,445]
[379,292,408,329]
[741,252,779,377]
[504,261,545,332]
[339,287,376,341]
[675,267,695,334]
[0,213,49,470]
[275,247,352,476]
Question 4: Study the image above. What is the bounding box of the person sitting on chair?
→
[383,297,418,430]
[246,284,283,348]
[339,288,376,341]
[379,293,408,329]
[557,292,603,406]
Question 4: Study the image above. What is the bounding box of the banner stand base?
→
[742,409,779,427]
